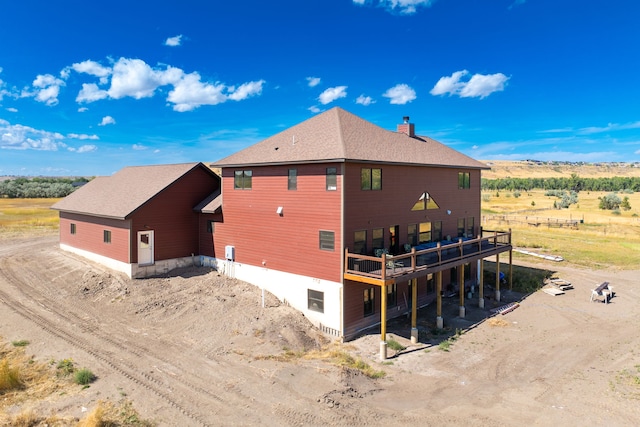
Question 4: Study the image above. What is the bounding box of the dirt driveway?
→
[1,236,639,426]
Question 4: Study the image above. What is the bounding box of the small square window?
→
[319,230,335,251]
[308,289,324,313]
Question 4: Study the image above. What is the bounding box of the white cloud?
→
[76,83,109,103]
[167,72,228,112]
[67,133,99,140]
[356,94,375,106]
[29,74,66,106]
[73,144,98,153]
[132,144,148,150]
[78,107,89,112]
[0,119,64,150]
[308,106,322,113]
[430,70,509,99]
[69,57,265,112]
[577,121,640,135]
[227,80,265,101]
[306,77,321,87]
[165,35,183,47]
[382,83,416,104]
[71,60,112,85]
[6,107,18,112]
[108,58,180,100]
[318,86,347,105]
[353,0,434,15]
[99,116,116,126]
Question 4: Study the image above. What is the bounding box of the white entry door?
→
[137,230,154,265]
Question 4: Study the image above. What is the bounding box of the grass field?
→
[0,198,60,236]
[482,189,640,269]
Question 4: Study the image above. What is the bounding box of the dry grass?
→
[482,190,640,269]
[0,198,60,238]
[488,318,510,327]
[0,337,153,426]
[482,160,640,179]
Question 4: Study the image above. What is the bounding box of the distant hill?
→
[481,160,640,180]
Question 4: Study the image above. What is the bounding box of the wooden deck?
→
[344,230,512,286]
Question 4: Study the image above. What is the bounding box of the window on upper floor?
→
[372,228,384,251]
[407,224,418,247]
[288,169,297,190]
[432,221,443,242]
[466,217,475,238]
[458,172,470,189]
[308,289,324,313]
[457,218,466,237]
[411,192,439,211]
[326,167,337,191]
[319,230,335,251]
[354,230,367,255]
[361,168,382,190]
[419,222,431,244]
[234,170,253,190]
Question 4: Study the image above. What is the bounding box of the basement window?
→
[308,289,324,313]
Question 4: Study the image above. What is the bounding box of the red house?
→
[52,162,220,278]
[53,108,512,351]
[206,108,512,347]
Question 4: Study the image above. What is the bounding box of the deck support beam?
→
[380,284,387,360]
[410,278,418,344]
[458,265,465,318]
[479,259,485,308]
[436,271,443,329]
[495,253,501,302]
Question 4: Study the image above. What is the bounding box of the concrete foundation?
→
[495,289,501,302]
[479,298,485,309]
[459,306,466,318]
[410,327,418,344]
[436,316,443,329]
[380,341,388,361]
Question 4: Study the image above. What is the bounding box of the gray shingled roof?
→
[51,162,208,219]
[213,107,487,169]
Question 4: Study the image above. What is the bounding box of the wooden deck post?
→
[495,253,501,302]
[436,271,443,329]
[479,259,485,308]
[380,284,387,360]
[410,278,418,343]
[509,249,513,291]
[458,265,465,318]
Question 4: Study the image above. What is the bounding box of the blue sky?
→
[1,0,638,176]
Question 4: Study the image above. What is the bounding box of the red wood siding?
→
[343,163,481,255]
[198,213,222,258]
[59,212,131,262]
[128,166,220,263]
[213,163,343,282]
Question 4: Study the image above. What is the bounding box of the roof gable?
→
[52,162,214,219]
[214,107,487,169]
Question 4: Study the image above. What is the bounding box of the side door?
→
[137,230,154,265]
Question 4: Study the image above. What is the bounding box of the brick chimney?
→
[397,116,415,137]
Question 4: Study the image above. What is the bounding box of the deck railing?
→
[344,230,511,281]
